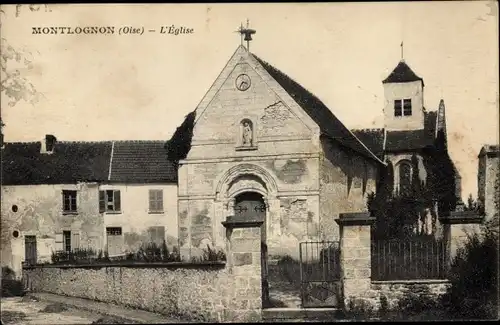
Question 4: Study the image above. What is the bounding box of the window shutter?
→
[114,190,121,211]
[72,232,80,250]
[99,191,105,213]
[55,233,63,251]
[149,190,155,211]
[157,190,163,211]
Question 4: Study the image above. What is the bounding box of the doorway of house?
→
[233,192,269,307]
[24,235,37,266]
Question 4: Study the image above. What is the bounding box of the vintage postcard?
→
[1,2,498,323]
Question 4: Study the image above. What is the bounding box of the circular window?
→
[12,205,18,212]
[12,230,19,238]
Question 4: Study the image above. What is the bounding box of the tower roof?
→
[382,60,424,86]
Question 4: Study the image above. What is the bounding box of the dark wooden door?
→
[24,235,37,265]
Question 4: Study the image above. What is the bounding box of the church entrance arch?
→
[215,164,278,308]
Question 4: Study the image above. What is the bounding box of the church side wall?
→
[319,137,378,241]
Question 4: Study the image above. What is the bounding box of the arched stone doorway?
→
[215,164,280,308]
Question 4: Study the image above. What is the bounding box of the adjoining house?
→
[1,135,177,277]
[478,144,500,220]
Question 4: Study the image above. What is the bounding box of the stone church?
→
[166,43,460,259]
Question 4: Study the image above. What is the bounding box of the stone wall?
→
[369,280,450,310]
[23,263,231,322]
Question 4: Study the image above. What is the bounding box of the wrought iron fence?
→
[371,238,448,280]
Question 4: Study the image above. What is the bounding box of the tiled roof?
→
[385,110,437,152]
[350,128,385,160]
[351,111,439,156]
[1,141,112,185]
[252,54,384,165]
[383,60,424,86]
[110,141,177,183]
[1,140,177,185]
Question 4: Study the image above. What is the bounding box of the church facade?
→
[167,45,384,259]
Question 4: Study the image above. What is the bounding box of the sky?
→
[0,2,498,201]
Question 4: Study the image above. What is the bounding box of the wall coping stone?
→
[336,212,375,226]
[22,261,227,270]
[222,218,264,228]
[371,279,450,285]
[439,211,484,224]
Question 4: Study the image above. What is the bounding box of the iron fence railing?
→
[371,238,448,280]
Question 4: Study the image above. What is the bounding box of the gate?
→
[299,241,341,308]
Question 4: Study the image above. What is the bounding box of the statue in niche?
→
[242,120,253,146]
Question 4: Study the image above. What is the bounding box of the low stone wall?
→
[369,280,450,310]
[23,262,238,322]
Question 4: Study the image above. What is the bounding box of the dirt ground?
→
[0,297,135,325]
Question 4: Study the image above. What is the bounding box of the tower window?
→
[394,100,402,116]
[394,99,412,117]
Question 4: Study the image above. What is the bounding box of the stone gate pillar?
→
[440,211,484,267]
[336,212,375,310]
[222,217,263,322]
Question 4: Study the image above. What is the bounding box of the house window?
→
[63,231,71,253]
[398,162,412,196]
[99,190,121,213]
[149,189,164,213]
[62,190,77,212]
[394,99,412,117]
[106,227,123,256]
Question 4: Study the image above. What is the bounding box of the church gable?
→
[191,58,313,145]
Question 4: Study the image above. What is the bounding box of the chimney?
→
[41,134,57,154]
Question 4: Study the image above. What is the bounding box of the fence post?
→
[336,212,375,310]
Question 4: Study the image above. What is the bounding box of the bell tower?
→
[382,59,425,131]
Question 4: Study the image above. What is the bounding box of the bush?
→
[441,231,498,320]
[190,245,226,263]
[50,248,98,264]
[1,266,24,297]
[127,241,181,263]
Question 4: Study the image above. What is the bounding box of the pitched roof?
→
[382,60,424,85]
[350,128,385,159]
[1,141,112,185]
[384,110,437,152]
[110,141,177,183]
[252,54,384,165]
[351,111,439,156]
[1,140,177,185]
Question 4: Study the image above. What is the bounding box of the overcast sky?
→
[1,2,498,201]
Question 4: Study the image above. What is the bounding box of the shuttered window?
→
[149,189,164,213]
[99,190,121,213]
